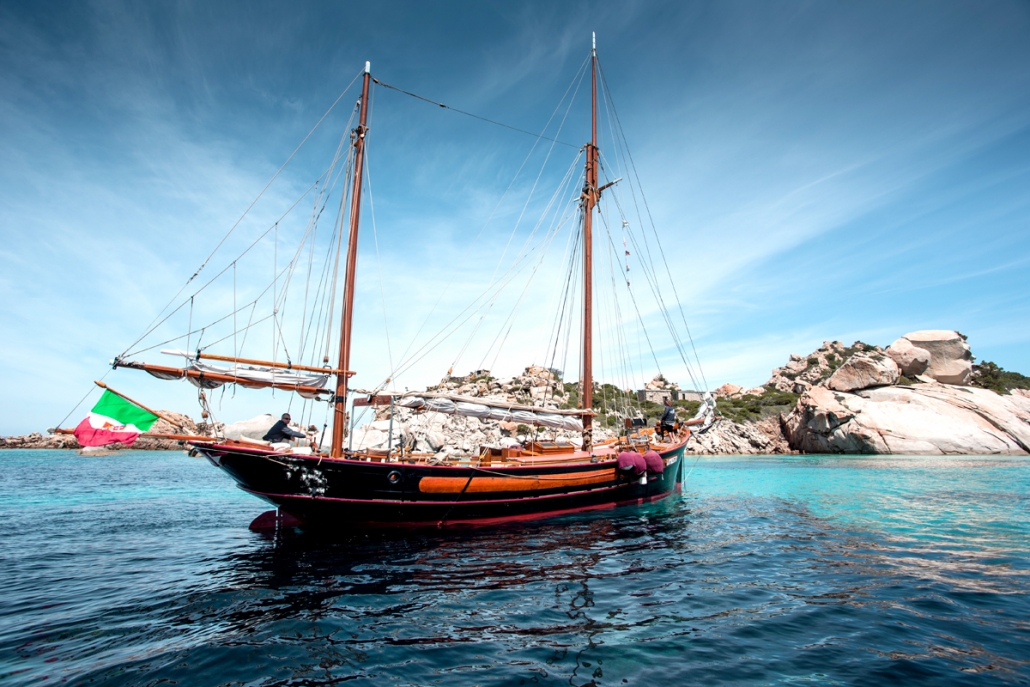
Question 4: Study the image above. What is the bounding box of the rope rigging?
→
[77,48,714,449]
[372,77,579,149]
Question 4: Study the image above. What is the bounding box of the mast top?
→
[364,61,370,74]
[592,32,596,53]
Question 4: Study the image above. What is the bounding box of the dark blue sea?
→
[1,450,1028,686]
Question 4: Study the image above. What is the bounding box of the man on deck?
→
[659,397,677,436]
[263,413,307,443]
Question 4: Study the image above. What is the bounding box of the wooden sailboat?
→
[110,38,715,528]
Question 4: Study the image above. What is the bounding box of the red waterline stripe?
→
[262,489,677,529]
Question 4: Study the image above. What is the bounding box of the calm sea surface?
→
[1,450,1028,686]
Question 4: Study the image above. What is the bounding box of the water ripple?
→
[1,451,1028,685]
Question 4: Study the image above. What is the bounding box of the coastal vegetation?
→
[970,361,1030,395]
[713,388,799,423]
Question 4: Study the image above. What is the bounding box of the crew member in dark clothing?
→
[659,398,677,436]
[263,413,307,443]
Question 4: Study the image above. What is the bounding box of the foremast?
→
[581,34,598,452]
[331,61,372,457]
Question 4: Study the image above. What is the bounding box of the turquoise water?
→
[0,450,1028,685]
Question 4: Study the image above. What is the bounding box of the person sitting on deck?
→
[659,397,677,437]
[263,413,307,443]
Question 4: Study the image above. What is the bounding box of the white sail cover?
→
[691,392,717,432]
[160,350,330,397]
[395,396,584,431]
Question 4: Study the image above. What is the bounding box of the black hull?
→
[195,443,686,528]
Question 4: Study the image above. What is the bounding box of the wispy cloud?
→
[2,2,1029,433]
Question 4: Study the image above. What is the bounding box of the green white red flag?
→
[73,390,159,447]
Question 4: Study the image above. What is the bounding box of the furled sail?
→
[160,352,329,389]
[112,352,333,399]
[393,395,584,431]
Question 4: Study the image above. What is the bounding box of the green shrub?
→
[970,362,1030,395]
[714,389,800,423]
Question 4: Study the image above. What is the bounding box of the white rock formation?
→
[221,414,277,441]
[685,417,792,455]
[886,337,931,377]
[898,330,972,385]
[783,383,1030,454]
[713,383,743,398]
[765,341,879,394]
[826,352,900,392]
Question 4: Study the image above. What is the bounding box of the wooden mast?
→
[582,34,598,452]
[331,62,372,457]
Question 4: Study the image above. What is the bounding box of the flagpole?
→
[93,380,185,430]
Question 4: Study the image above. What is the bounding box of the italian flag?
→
[73,390,159,447]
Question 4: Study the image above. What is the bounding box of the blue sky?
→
[1,1,1028,435]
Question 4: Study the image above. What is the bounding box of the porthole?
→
[387,470,402,485]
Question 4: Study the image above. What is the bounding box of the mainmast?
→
[331,62,371,457]
[581,34,598,452]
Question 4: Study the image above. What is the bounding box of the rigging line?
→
[124,213,319,360]
[299,129,356,366]
[121,173,326,357]
[607,222,636,410]
[323,150,353,363]
[126,69,365,352]
[613,198,701,390]
[600,217,664,375]
[598,115,695,390]
[200,312,276,351]
[127,303,275,358]
[392,57,591,373]
[237,301,259,358]
[126,103,359,362]
[485,198,579,372]
[300,220,341,366]
[386,154,584,382]
[320,141,357,363]
[296,182,320,360]
[598,59,709,391]
[372,78,578,149]
[484,168,585,371]
[453,147,583,373]
[387,225,567,381]
[598,149,701,390]
[126,223,317,359]
[468,149,584,371]
[363,93,395,377]
[484,62,588,284]
[541,202,583,365]
[52,369,111,432]
[545,222,581,374]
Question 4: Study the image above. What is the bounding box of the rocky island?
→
[3,329,1027,456]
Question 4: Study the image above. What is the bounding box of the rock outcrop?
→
[713,383,742,398]
[784,381,1030,454]
[886,337,931,377]
[0,410,209,451]
[825,352,900,392]
[896,330,972,385]
[685,417,793,455]
[349,366,613,459]
[0,432,82,450]
[766,341,882,394]
[721,330,1027,456]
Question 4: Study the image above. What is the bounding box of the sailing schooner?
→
[104,36,716,528]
